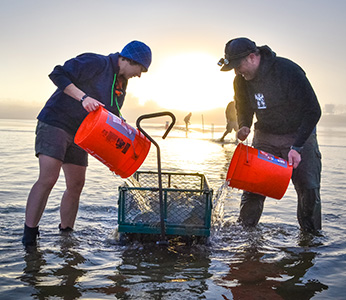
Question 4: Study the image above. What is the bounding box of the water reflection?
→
[217,227,328,300]
[21,246,46,292]
[21,235,86,300]
[88,241,212,299]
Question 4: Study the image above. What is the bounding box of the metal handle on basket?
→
[136,111,176,141]
[136,112,176,245]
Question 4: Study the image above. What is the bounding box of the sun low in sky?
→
[1,0,346,120]
[128,52,235,112]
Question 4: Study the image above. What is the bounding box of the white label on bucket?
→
[258,150,288,167]
[106,114,136,141]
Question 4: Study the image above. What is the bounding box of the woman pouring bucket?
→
[22,41,152,247]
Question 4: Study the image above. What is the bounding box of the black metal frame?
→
[136,112,176,244]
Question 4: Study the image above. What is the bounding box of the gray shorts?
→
[35,121,88,166]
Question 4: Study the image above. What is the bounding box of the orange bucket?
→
[75,107,151,178]
[226,143,293,199]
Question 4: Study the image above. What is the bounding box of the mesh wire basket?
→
[118,171,213,237]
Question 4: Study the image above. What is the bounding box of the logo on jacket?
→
[254,93,267,109]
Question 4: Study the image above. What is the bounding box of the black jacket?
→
[234,46,321,147]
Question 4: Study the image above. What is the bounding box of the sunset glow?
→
[128,52,235,112]
[0,1,345,120]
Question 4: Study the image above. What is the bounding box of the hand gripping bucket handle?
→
[74,107,151,178]
[226,143,293,199]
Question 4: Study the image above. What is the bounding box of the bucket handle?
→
[237,143,250,164]
[245,143,249,164]
[136,112,176,245]
[242,139,250,164]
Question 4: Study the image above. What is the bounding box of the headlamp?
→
[217,58,229,67]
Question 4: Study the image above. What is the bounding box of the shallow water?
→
[0,119,345,299]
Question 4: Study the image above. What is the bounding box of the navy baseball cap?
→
[219,38,257,71]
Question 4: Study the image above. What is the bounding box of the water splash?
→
[210,181,228,238]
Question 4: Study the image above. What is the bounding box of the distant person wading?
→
[220,100,238,142]
[184,112,192,132]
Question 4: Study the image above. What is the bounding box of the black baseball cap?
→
[219,38,257,71]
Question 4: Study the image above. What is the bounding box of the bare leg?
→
[25,155,62,227]
[59,163,86,229]
[220,128,233,142]
[220,130,228,141]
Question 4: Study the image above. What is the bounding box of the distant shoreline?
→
[318,114,346,127]
[0,107,345,128]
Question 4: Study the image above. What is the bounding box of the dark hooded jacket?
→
[37,52,127,135]
[234,46,321,147]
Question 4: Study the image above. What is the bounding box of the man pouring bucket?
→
[219,37,322,233]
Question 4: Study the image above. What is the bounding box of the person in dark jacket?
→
[218,37,322,233]
[22,41,152,247]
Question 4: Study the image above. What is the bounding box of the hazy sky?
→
[1,0,345,114]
